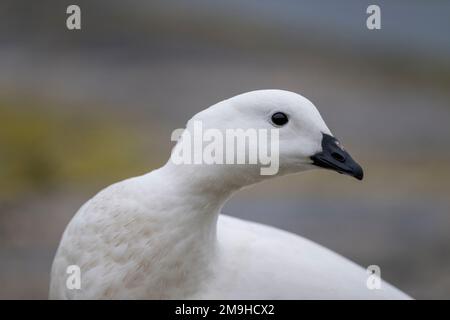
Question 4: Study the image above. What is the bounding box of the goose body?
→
[50,90,411,299]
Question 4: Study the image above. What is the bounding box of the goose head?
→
[169,89,363,190]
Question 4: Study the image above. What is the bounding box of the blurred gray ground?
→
[1,0,450,299]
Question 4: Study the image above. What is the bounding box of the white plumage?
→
[50,90,410,299]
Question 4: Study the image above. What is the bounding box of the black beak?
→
[310,133,364,180]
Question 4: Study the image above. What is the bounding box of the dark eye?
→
[271,112,289,126]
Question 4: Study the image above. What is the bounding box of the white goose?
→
[50,90,410,299]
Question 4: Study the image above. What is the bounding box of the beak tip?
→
[352,165,364,181]
[354,171,364,181]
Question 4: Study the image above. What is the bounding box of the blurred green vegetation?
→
[0,97,159,201]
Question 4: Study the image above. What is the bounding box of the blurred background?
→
[1,0,450,299]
